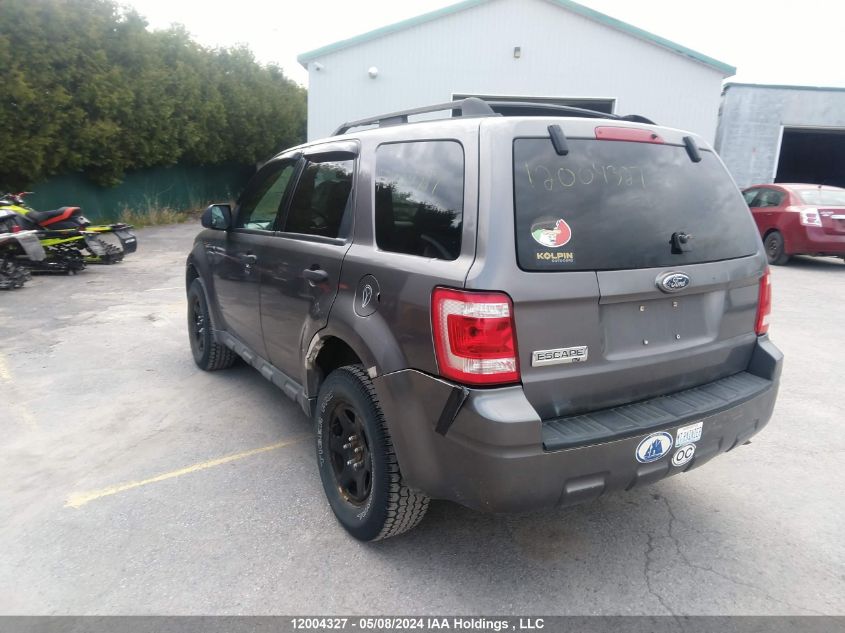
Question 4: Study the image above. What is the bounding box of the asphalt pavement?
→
[0,223,843,615]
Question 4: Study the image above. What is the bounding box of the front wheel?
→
[187,278,236,371]
[764,231,790,266]
[316,365,429,541]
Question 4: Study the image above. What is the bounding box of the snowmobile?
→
[0,206,97,274]
[0,192,137,264]
[0,212,46,288]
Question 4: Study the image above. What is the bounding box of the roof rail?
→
[484,101,655,124]
[332,97,496,135]
[484,101,622,120]
[331,98,655,136]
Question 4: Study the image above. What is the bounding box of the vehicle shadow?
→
[361,478,780,614]
[781,255,843,271]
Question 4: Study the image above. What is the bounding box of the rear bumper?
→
[373,336,782,513]
[790,227,845,255]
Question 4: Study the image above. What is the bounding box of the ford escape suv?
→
[185,98,782,541]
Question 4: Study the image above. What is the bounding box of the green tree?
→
[0,0,306,189]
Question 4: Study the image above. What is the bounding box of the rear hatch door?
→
[475,120,765,420]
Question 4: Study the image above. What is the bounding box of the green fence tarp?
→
[24,163,254,222]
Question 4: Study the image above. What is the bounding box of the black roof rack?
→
[484,101,623,121]
[332,97,496,135]
[332,97,654,136]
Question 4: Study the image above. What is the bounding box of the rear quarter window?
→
[375,141,464,260]
[513,138,760,271]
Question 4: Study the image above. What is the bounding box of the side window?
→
[236,161,297,230]
[283,159,354,238]
[375,141,464,260]
[743,189,760,207]
[757,189,784,208]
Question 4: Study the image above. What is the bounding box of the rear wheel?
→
[764,231,790,265]
[316,365,429,541]
[187,278,236,371]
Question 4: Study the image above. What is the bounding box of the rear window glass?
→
[513,138,760,271]
[797,189,845,206]
[375,141,464,260]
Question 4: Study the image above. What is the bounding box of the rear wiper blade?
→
[548,124,569,156]
[683,136,702,163]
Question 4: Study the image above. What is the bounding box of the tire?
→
[187,278,236,371]
[764,231,790,266]
[316,365,429,541]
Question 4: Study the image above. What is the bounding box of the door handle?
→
[303,268,329,284]
[239,253,258,265]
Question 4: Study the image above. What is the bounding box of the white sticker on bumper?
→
[672,444,696,467]
[676,421,703,447]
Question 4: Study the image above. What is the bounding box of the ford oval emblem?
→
[657,272,691,293]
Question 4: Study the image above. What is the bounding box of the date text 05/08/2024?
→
[290,617,546,631]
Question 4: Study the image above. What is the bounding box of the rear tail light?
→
[799,207,822,227]
[755,270,772,335]
[431,287,520,386]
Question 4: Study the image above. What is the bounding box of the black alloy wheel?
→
[327,402,372,505]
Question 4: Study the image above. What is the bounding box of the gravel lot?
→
[1,222,843,615]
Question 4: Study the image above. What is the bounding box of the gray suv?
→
[185,99,782,541]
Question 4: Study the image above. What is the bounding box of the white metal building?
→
[298,0,734,141]
[715,83,845,189]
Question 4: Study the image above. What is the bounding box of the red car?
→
[742,183,845,265]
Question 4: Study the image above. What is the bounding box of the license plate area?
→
[601,293,721,359]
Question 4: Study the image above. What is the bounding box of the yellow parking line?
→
[65,435,309,509]
[17,406,39,432]
[0,353,40,432]
[0,354,11,382]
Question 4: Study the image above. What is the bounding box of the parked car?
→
[185,98,782,541]
[742,183,845,265]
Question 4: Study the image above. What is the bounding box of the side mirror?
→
[201,204,232,230]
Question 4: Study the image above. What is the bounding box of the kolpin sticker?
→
[531,218,572,248]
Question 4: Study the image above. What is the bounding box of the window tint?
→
[284,159,354,238]
[513,138,760,271]
[755,189,784,208]
[375,141,464,260]
[236,161,296,230]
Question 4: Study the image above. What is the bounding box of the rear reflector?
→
[595,126,664,144]
[755,270,772,335]
[431,287,520,386]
